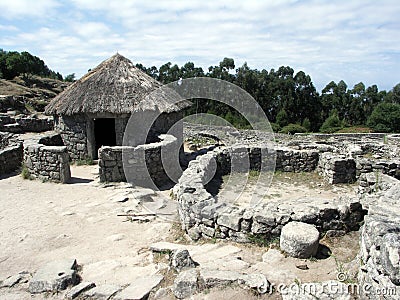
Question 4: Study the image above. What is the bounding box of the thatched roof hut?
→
[45,54,189,160]
[45,53,189,116]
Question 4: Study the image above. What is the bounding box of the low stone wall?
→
[0,143,23,175]
[173,147,366,243]
[356,158,400,180]
[358,178,400,299]
[99,134,178,187]
[0,114,53,133]
[318,153,356,184]
[23,134,70,183]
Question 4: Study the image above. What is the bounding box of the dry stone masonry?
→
[99,134,178,187]
[174,145,367,243]
[0,142,23,176]
[23,133,71,183]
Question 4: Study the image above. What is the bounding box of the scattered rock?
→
[173,269,198,299]
[28,259,78,293]
[170,249,196,271]
[262,248,285,263]
[280,221,319,258]
[0,271,31,288]
[83,284,121,299]
[65,281,95,299]
[114,275,163,300]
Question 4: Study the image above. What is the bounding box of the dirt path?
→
[0,165,172,284]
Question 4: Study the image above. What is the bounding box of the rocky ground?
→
[0,165,361,299]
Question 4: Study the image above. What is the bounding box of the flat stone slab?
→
[65,281,95,299]
[200,269,243,288]
[83,284,121,299]
[280,221,320,258]
[28,259,78,293]
[114,275,163,300]
[150,241,186,252]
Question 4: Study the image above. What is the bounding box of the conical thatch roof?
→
[45,53,190,116]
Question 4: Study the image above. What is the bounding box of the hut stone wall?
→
[54,114,88,160]
[55,111,183,162]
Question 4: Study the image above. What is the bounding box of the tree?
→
[64,73,76,82]
[367,102,400,132]
[320,110,342,133]
[276,108,288,127]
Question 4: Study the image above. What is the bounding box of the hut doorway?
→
[94,118,116,158]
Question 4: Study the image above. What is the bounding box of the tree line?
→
[1,50,398,132]
[0,49,76,82]
[137,58,400,133]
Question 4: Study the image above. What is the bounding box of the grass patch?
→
[74,158,95,166]
[336,126,373,133]
[21,163,32,180]
[247,234,279,247]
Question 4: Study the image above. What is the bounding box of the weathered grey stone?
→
[83,284,121,299]
[65,281,95,299]
[187,226,202,241]
[114,275,163,300]
[28,259,78,293]
[173,269,198,299]
[171,249,196,271]
[0,271,31,288]
[199,269,242,288]
[280,222,319,258]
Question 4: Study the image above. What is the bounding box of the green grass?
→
[21,164,32,180]
[74,157,95,166]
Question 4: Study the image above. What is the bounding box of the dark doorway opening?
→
[94,118,116,159]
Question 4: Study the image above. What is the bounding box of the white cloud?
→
[0,0,59,18]
[0,0,399,91]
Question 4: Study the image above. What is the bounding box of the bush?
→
[270,123,281,132]
[280,123,307,134]
[21,164,32,180]
[320,113,342,133]
[302,118,311,132]
[367,102,400,133]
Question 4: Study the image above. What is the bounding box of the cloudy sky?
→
[0,0,399,91]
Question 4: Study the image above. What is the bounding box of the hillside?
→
[0,75,70,114]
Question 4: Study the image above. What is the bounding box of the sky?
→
[0,0,399,92]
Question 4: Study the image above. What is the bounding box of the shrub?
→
[21,164,32,180]
[280,123,307,134]
[320,113,342,133]
[270,122,281,132]
[302,118,311,132]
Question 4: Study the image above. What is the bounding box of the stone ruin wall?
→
[357,174,400,299]
[0,114,53,133]
[173,146,367,243]
[98,134,179,187]
[0,142,23,176]
[23,133,71,183]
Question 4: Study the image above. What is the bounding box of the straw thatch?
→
[45,53,190,116]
